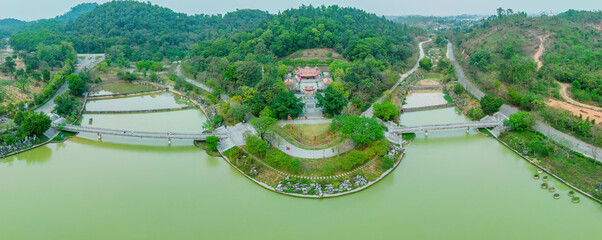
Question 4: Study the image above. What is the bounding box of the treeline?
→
[10,1,272,61]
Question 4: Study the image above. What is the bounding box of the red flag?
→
[291,126,294,130]
[286,147,290,150]
[305,116,308,119]
[300,132,303,136]
[314,136,317,140]
[328,132,330,136]
[298,74,302,82]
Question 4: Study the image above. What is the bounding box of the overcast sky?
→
[2,0,601,21]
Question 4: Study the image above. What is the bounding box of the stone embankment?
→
[87,88,169,100]
[220,147,405,199]
[83,105,198,114]
[402,103,455,112]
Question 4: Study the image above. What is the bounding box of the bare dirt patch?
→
[557,81,602,111]
[533,35,549,70]
[547,98,602,123]
[588,21,602,31]
[415,79,440,86]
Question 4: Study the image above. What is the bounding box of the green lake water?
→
[85,92,188,112]
[1,103,601,239]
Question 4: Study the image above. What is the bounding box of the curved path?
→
[175,64,231,103]
[361,39,432,118]
[269,134,354,159]
[557,81,602,112]
[446,40,602,160]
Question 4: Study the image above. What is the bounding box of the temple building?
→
[283,67,334,118]
[284,67,333,94]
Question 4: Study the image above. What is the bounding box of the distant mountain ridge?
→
[0,3,98,38]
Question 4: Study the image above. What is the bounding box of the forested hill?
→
[446,9,601,108]
[192,5,423,68]
[54,3,99,23]
[184,5,424,111]
[10,1,272,60]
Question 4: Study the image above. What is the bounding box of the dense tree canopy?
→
[270,91,304,120]
[331,116,386,146]
[480,94,504,115]
[505,111,536,132]
[316,86,347,115]
[373,101,399,121]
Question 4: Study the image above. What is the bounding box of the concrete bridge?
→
[55,124,227,143]
[389,120,502,135]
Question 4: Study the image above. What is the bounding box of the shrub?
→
[480,94,504,114]
[382,156,394,169]
[206,136,220,151]
[336,150,368,171]
[246,135,268,157]
[453,83,465,95]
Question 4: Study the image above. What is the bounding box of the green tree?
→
[504,111,535,132]
[470,50,492,71]
[419,57,433,71]
[19,112,51,137]
[16,76,30,91]
[331,116,386,147]
[480,94,504,115]
[249,116,277,140]
[66,73,86,96]
[53,92,78,116]
[246,135,268,157]
[373,101,399,121]
[316,86,347,115]
[270,91,304,119]
[42,69,51,82]
[205,136,220,151]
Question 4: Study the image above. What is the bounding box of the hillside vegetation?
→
[9,1,272,60]
[447,9,602,145]
[182,5,424,120]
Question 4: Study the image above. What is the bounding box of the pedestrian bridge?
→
[389,121,502,134]
[55,124,227,142]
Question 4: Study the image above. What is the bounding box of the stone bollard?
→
[98,133,102,140]
[425,130,428,136]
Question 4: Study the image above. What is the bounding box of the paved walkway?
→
[270,134,354,159]
[175,64,231,103]
[361,39,432,118]
[35,54,106,115]
[447,40,602,160]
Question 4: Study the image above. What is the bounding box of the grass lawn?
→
[275,123,344,150]
[423,74,441,80]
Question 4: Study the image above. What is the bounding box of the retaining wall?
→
[402,103,455,112]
